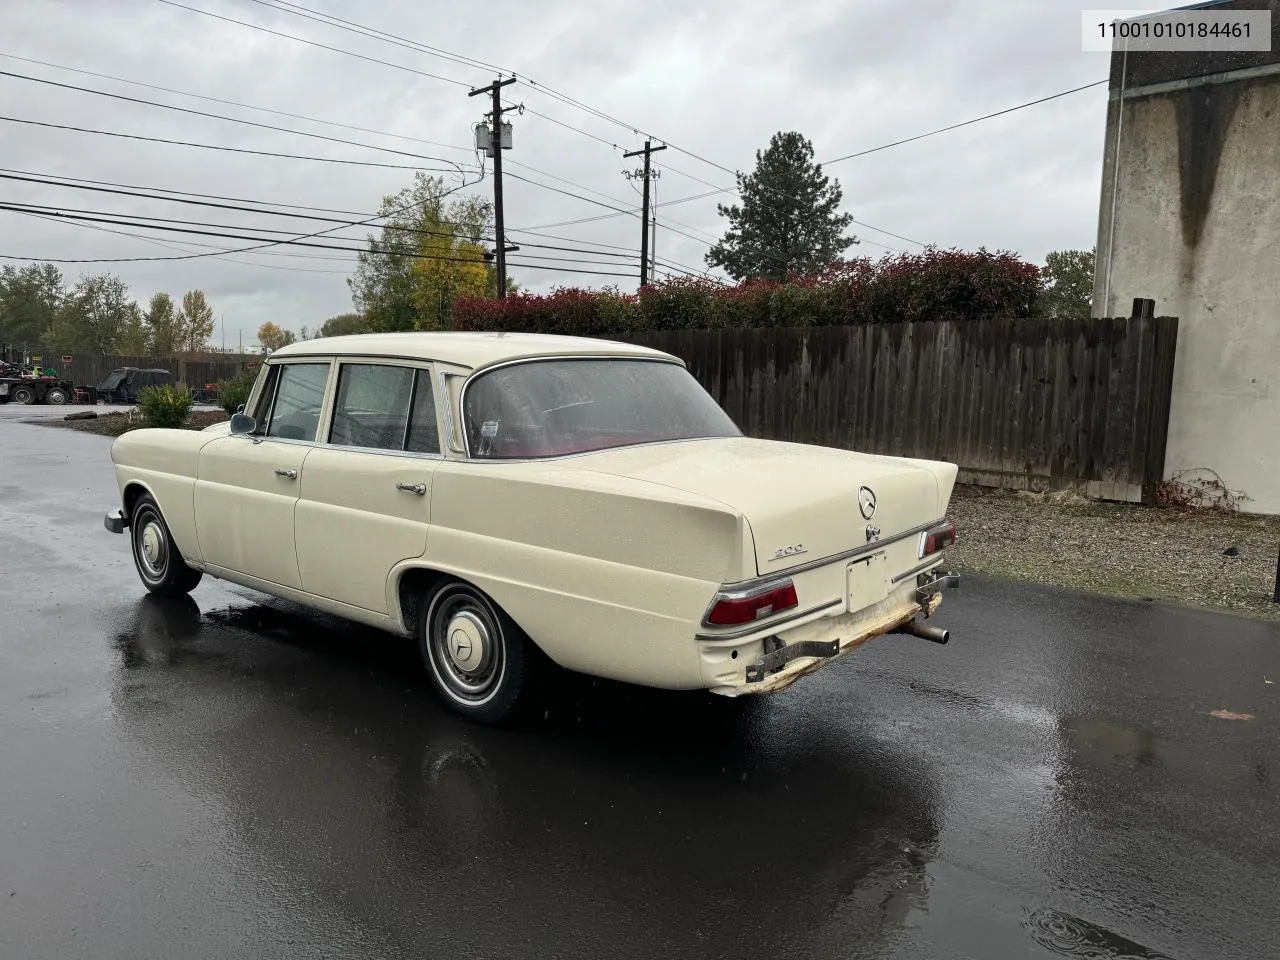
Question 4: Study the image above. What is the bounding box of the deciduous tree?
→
[44,274,136,355]
[1035,248,1095,319]
[177,289,215,351]
[350,173,507,331]
[318,312,369,337]
[0,263,64,348]
[145,292,182,353]
[257,321,296,352]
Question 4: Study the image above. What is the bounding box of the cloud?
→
[1,0,1111,344]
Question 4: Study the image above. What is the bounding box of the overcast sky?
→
[2,0,1119,347]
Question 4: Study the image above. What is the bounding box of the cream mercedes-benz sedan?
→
[105,332,960,722]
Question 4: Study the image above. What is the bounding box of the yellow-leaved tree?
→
[350,174,514,332]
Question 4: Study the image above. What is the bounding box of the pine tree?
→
[707,131,854,281]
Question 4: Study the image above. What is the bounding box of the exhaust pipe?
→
[898,619,950,645]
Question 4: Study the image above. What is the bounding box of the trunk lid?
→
[576,437,951,576]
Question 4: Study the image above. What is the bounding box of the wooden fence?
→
[625,314,1179,504]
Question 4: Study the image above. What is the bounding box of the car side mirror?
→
[230,412,257,436]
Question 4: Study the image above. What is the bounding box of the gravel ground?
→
[948,485,1280,621]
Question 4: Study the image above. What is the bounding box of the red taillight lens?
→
[706,581,799,626]
[921,520,957,557]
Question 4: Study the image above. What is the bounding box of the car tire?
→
[11,386,35,405]
[45,387,69,405]
[418,580,534,724]
[129,494,203,597]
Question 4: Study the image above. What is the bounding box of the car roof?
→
[270,331,678,371]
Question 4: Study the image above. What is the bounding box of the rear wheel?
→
[45,387,69,405]
[11,385,35,405]
[129,494,203,597]
[419,580,534,724]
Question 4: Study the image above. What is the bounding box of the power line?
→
[0,69,472,173]
[188,0,1090,262]
[8,208,356,274]
[0,169,644,259]
[0,165,382,218]
[0,53,476,155]
[0,204,640,276]
[0,54,652,248]
[4,199,644,268]
[156,1,901,268]
[220,0,743,181]
[0,115,457,171]
[241,0,502,76]
[155,0,475,88]
[822,79,1108,165]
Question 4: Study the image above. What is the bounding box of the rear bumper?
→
[104,509,128,534]
[704,571,960,696]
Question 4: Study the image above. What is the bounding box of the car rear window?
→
[462,358,740,459]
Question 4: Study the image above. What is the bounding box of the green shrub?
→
[217,371,256,415]
[138,383,194,429]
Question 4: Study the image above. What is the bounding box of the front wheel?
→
[419,580,534,724]
[11,385,35,405]
[130,494,203,597]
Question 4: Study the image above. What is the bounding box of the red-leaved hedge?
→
[453,249,1040,334]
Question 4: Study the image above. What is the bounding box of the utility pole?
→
[623,139,666,286]
[470,76,519,298]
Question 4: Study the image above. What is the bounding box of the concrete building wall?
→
[1093,0,1280,513]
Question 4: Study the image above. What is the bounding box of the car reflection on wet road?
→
[2,421,1277,960]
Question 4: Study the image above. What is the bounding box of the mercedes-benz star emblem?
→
[858,486,877,520]
[451,630,472,659]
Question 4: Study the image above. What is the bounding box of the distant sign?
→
[31,354,41,363]
[61,355,72,363]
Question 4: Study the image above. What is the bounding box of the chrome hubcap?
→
[446,612,488,674]
[430,591,504,703]
[137,519,167,579]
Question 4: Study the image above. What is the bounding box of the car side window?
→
[264,363,330,442]
[329,364,415,451]
[405,372,440,454]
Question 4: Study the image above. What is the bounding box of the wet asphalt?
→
[1,420,1277,960]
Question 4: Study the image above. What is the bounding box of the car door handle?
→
[396,482,426,496]
[274,468,298,479]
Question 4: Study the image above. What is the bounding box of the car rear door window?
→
[264,362,330,442]
[330,364,413,450]
[327,363,439,454]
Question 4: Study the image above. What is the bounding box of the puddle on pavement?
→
[1024,907,1175,960]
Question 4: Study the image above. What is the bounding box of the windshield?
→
[462,358,741,459]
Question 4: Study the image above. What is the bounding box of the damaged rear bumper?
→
[709,570,960,696]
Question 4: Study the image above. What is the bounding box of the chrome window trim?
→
[695,598,844,642]
[438,370,463,454]
[719,519,945,590]
[457,354,728,461]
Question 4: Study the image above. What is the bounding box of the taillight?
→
[705,580,799,626]
[920,520,957,558]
